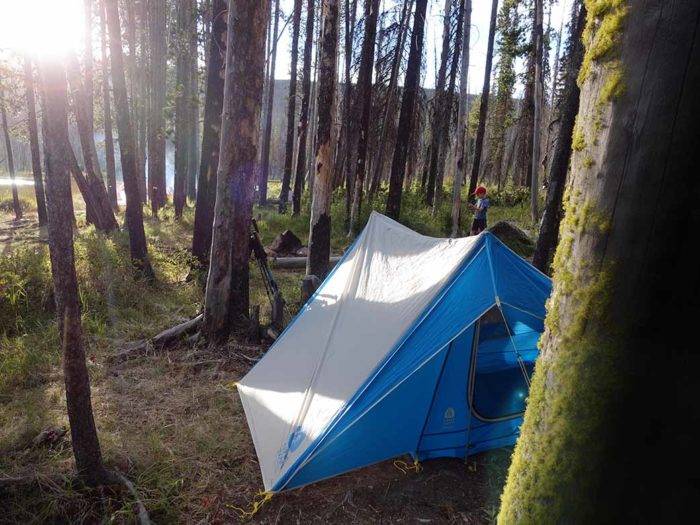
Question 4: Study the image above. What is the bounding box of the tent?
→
[238,212,552,492]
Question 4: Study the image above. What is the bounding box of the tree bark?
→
[147,0,167,215]
[530,0,543,221]
[347,0,380,235]
[532,2,585,272]
[203,0,269,340]
[292,0,317,216]
[192,0,227,267]
[306,0,339,278]
[259,0,281,206]
[125,0,147,203]
[23,56,48,226]
[499,0,700,520]
[385,0,428,219]
[451,0,471,237]
[39,56,111,487]
[105,0,153,277]
[0,84,22,221]
[466,0,498,198]
[174,0,195,218]
[186,4,199,202]
[99,0,119,211]
[66,53,120,233]
[279,0,304,212]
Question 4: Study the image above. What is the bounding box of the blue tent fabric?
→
[239,215,551,492]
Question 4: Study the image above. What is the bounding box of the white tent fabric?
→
[237,212,479,490]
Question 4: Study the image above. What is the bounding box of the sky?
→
[0,0,569,96]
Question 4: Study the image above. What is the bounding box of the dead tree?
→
[500,0,700,520]
[203,0,269,340]
[279,0,303,212]
[105,0,154,277]
[148,0,167,214]
[259,0,281,207]
[23,56,48,226]
[532,1,585,272]
[39,56,112,487]
[292,0,317,216]
[192,0,227,267]
[347,0,381,234]
[384,0,428,219]
[530,0,544,221]
[467,0,498,198]
[307,0,339,278]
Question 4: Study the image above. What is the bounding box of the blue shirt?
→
[475,197,490,220]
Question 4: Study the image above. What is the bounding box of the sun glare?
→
[0,0,84,57]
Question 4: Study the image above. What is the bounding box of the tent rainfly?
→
[238,212,552,492]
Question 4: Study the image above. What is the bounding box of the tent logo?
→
[276,427,307,468]
[443,407,456,426]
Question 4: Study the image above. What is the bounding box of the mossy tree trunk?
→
[40,57,112,487]
[499,0,700,521]
[385,0,428,219]
[466,0,498,198]
[23,56,48,226]
[532,1,585,273]
[105,0,154,278]
[307,0,339,278]
[203,0,269,340]
[192,0,227,267]
[292,0,317,216]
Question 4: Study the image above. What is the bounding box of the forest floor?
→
[0,181,536,523]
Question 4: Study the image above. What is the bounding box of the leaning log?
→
[271,255,341,270]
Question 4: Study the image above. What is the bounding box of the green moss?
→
[583,156,595,169]
[572,123,586,152]
[599,66,625,104]
[578,0,628,85]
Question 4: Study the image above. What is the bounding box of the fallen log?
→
[271,256,341,270]
[112,314,203,362]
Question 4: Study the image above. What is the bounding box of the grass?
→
[1,181,538,522]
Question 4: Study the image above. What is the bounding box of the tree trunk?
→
[99,0,119,211]
[186,5,199,202]
[125,0,147,203]
[105,0,154,277]
[530,0,543,221]
[450,0,471,237]
[279,0,303,213]
[192,0,227,267]
[432,0,465,212]
[340,0,358,225]
[0,84,22,221]
[499,0,700,520]
[425,0,454,207]
[174,0,195,218]
[532,2,585,273]
[346,0,380,235]
[385,0,428,219]
[147,0,167,215]
[259,0,281,206]
[369,0,413,198]
[66,53,120,233]
[203,0,269,340]
[292,0,317,216]
[23,56,49,226]
[138,0,149,205]
[39,56,111,487]
[466,0,498,198]
[306,0,339,278]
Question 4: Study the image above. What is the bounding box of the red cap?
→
[473,185,487,195]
